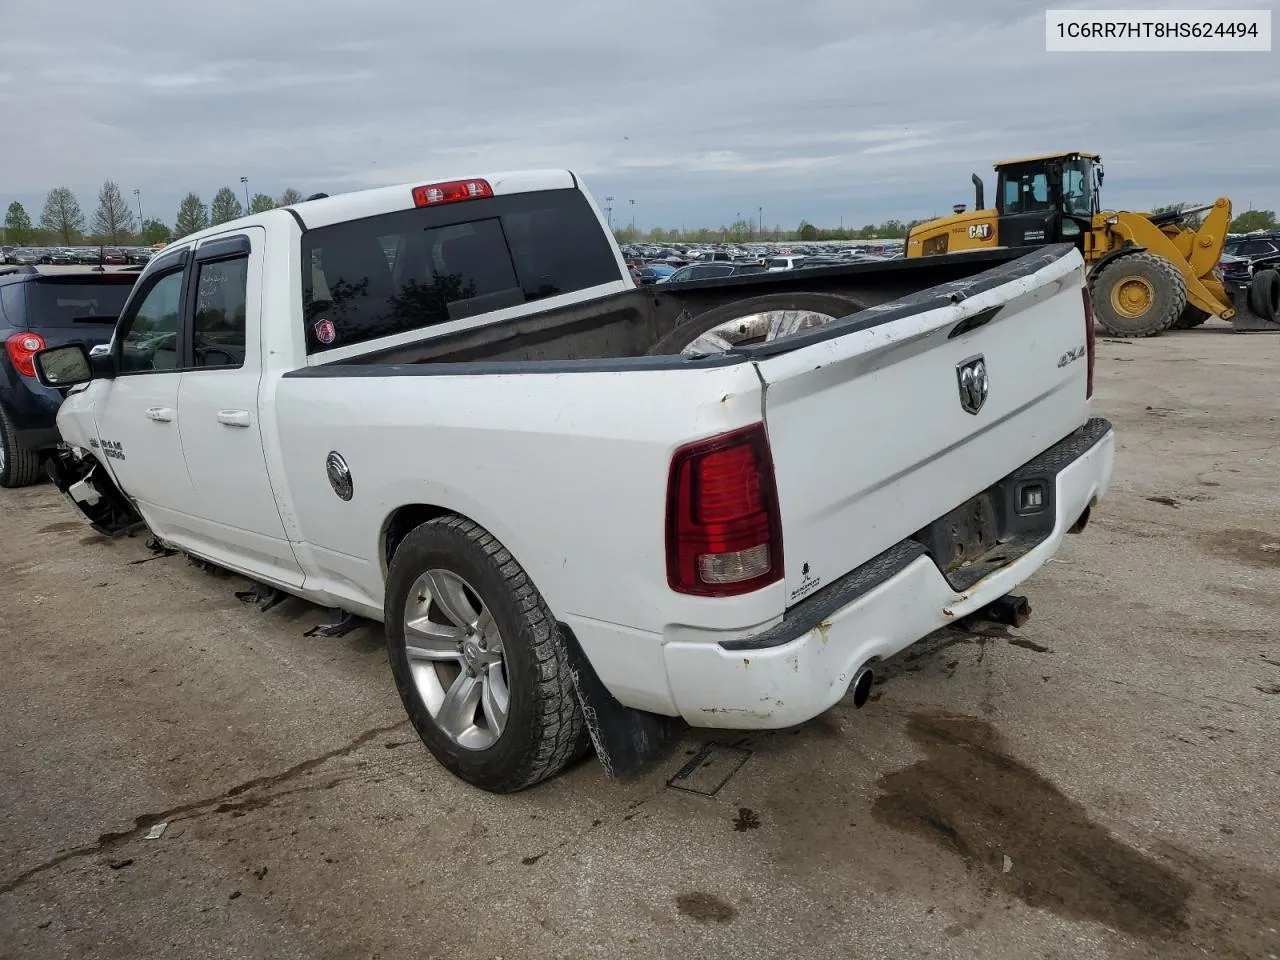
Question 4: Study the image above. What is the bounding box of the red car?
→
[101,248,128,265]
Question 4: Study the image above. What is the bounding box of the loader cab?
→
[994,152,1101,253]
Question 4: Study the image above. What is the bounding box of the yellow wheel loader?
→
[905,152,1237,337]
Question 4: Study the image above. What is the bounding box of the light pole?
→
[604,196,614,230]
[133,189,144,231]
[240,176,250,212]
[629,199,635,232]
[758,206,763,236]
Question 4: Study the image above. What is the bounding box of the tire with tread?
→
[1088,252,1185,337]
[1172,304,1210,329]
[384,515,589,792]
[1248,269,1280,322]
[646,291,867,355]
[0,406,43,488]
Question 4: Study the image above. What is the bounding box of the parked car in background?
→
[1219,253,1251,289]
[10,249,40,266]
[0,267,137,486]
[1224,232,1280,261]
[662,262,766,282]
[127,247,154,265]
[48,249,75,265]
[634,263,678,284]
[76,248,102,265]
[102,248,128,265]
[0,247,14,265]
[767,256,808,272]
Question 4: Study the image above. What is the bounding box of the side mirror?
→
[33,343,94,388]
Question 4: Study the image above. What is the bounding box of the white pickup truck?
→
[35,170,1114,792]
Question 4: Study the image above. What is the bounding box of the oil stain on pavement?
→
[871,711,1192,939]
[675,892,738,923]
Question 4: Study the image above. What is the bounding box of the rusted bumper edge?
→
[722,416,1113,653]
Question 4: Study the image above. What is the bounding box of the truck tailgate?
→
[748,246,1093,606]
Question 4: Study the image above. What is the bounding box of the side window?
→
[1002,172,1051,214]
[0,283,24,326]
[116,269,185,374]
[192,257,248,369]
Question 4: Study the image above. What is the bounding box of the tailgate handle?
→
[145,406,174,423]
[216,409,251,428]
[948,306,1001,339]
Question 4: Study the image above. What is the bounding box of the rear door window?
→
[192,256,249,368]
[301,188,621,354]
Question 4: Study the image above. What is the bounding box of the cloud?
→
[1,0,1275,230]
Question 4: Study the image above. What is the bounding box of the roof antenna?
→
[305,192,329,201]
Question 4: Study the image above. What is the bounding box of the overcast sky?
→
[1,0,1276,234]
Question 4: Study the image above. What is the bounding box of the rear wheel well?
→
[382,504,454,573]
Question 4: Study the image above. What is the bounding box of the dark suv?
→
[0,267,137,486]
[1222,232,1280,288]
[1224,232,1280,260]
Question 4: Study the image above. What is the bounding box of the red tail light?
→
[1082,287,1096,399]
[411,179,494,207]
[5,331,46,378]
[666,423,784,596]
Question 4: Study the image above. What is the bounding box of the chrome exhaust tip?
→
[851,667,875,708]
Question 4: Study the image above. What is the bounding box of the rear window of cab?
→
[300,188,621,354]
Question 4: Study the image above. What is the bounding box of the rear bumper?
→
[661,418,1115,728]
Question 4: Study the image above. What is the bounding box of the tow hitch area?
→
[971,593,1033,628]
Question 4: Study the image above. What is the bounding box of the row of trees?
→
[1150,203,1278,234]
[7,183,1275,250]
[614,216,931,245]
[617,206,1278,246]
[612,216,928,246]
[2,182,308,248]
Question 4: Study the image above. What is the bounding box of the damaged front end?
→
[46,445,145,537]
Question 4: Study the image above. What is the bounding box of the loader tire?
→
[0,406,44,488]
[1248,269,1280,323]
[1172,305,1211,329]
[647,292,867,355]
[1089,252,1185,337]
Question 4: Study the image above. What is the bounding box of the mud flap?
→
[557,622,683,779]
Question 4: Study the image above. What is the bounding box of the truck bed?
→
[313,247,1060,367]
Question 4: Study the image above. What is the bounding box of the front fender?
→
[53,380,105,451]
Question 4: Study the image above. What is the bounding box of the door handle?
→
[145,406,174,422]
[216,409,251,428]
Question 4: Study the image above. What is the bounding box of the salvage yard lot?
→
[1,322,1278,960]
